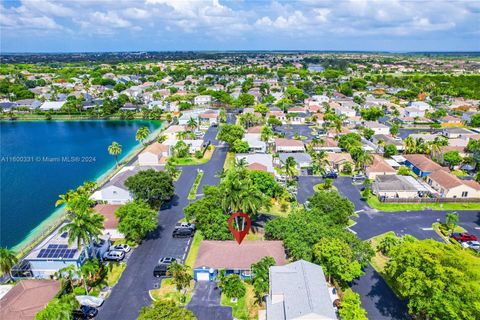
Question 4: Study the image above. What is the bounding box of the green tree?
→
[267,116,282,128]
[222,274,246,299]
[217,124,244,145]
[0,247,18,281]
[339,289,368,320]
[260,125,274,142]
[167,262,193,303]
[397,165,412,176]
[360,107,383,121]
[383,144,397,158]
[108,141,122,168]
[362,128,375,140]
[377,234,400,256]
[390,124,399,137]
[138,299,196,320]
[443,150,462,169]
[313,237,363,284]
[136,126,151,145]
[125,169,175,210]
[385,239,480,320]
[469,113,480,127]
[35,294,79,320]
[445,212,459,235]
[282,156,297,183]
[187,117,198,131]
[173,140,190,158]
[254,104,269,115]
[231,139,250,153]
[251,257,276,304]
[249,170,283,198]
[116,200,158,244]
[236,93,255,107]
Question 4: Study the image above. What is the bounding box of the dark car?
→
[153,264,169,277]
[73,305,98,319]
[323,172,338,179]
[451,232,478,242]
[172,228,194,238]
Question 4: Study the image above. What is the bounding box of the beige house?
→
[372,175,422,199]
[365,155,397,179]
[426,170,480,199]
[326,153,354,172]
[274,138,305,153]
[162,125,187,140]
[138,142,169,166]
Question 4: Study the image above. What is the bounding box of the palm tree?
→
[404,136,417,154]
[356,150,374,173]
[187,117,198,131]
[167,262,193,303]
[0,247,18,281]
[176,131,187,141]
[311,150,329,175]
[108,141,122,168]
[282,156,298,183]
[445,212,459,236]
[135,126,150,145]
[55,189,78,213]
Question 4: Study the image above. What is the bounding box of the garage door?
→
[196,272,210,281]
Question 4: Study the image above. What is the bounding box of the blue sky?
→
[1,0,479,52]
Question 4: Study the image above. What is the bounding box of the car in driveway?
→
[153,257,177,277]
[172,227,194,238]
[73,305,98,319]
[109,243,131,253]
[323,171,338,179]
[175,222,196,231]
[461,240,480,251]
[451,232,478,242]
[76,296,104,308]
[352,174,366,182]
[103,250,125,261]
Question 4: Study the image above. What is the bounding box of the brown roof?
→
[0,280,60,320]
[247,162,268,172]
[94,204,121,229]
[327,152,352,164]
[404,154,449,173]
[275,138,304,147]
[247,126,263,134]
[463,180,480,191]
[194,241,288,269]
[367,155,396,173]
[428,170,463,189]
[142,142,168,156]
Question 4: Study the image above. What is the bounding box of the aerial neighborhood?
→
[1,52,479,320]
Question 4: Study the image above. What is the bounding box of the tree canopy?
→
[125,169,175,210]
[116,200,158,244]
[138,299,196,320]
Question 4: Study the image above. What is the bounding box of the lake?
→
[0,120,162,248]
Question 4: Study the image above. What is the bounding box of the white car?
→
[76,295,104,308]
[461,241,480,251]
[109,243,131,253]
[103,250,125,261]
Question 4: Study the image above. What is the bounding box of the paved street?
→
[273,124,317,141]
[186,281,232,320]
[97,127,227,320]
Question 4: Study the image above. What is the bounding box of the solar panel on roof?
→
[48,244,58,249]
[67,250,76,258]
[38,249,46,258]
[59,244,68,249]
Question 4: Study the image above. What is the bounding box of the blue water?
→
[0,120,161,248]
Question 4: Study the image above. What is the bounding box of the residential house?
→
[365,155,396,179]
[364,121,390,135]
[277,153,311,169]
[0,280,61,320]
[403,154,449,177]
[408,101,431,111]
[39,101,66,111]
[194,95,212,106]
[266,260,337,320]
[162,125,187,140]
[91,167,137,204]
[193,241,287,281]
[438,115,463,127]
[403,107,425,118]
[432,146,468,167]
[94,204,124,240]
[267,110,287,123]
[199,110,220,127]
[372,175,429,199]
[243,134,267,153]
[326,153,354,172]
[235,154,274,174]
[15,99,42,110]
[372,134,405,152]
[334,106,356,118]
[311,95,329,103]
[442,127,476,139]
[274,138,304,153]
[138,142,170,166]
[426,170,480,198]
[312,137,342,153]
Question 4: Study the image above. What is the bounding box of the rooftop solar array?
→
[37,244,77,259]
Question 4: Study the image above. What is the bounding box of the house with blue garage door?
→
[403,154,450,177]
[193,240,288,282]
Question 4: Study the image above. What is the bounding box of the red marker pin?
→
[228,212,251,245]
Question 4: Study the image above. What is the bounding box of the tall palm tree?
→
[108,141,122,168]
[55,189,78,213]
[311,150,329,175]
[404,136,417,154]
[282,156,298,183]
[176,131,187,141]
[135,126,151,145]
[357,150,374,173]
[187,117,198,131]
[0,247,18,281]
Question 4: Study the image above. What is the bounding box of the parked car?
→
[175,222,196,231]
[352,174,366,182]
[75,296,104,308]
[451,232,478,242]
[109,243,131,253]
[323,171,338,179]
[103,250,125,261]
[153,257,179,277]
[172,228,194,238]
[72,305,98,319]
[461,241,480,251]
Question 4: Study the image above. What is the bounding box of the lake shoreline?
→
[5,120,165,253]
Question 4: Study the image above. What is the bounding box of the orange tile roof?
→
[94,204,121,229]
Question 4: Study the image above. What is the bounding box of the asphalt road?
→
[273,124,317,141]
[97,129,228,320]
[186,281,232,320]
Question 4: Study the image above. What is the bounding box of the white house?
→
[403,107,425,118]
[274,138,305,153]
[194,95,212,106]
[334,106,356,118]
[138,142,170,166]
[311,95,329,103]
[364,121,390,135]
[235,153,274,173]
[39,101,66,111]
[91,167,136,204]
[408,101,431,111]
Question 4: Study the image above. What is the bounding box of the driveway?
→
[187,282,232,320]
[351,266,410,320]
[97,131,227,320]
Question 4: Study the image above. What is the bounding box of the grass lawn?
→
[187,170,204,200]
[451,170,468,177]
[185,231,204,272]
[313,184,338,192]
[366,195,480,211]
[224,151,235,170]
[106,262,127,287]
[149,278,195,306]
[432,222,466,245]
[348,219,356,227]
[263,199,293,217]
[173,146,215,165]
[221,284,260,320]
